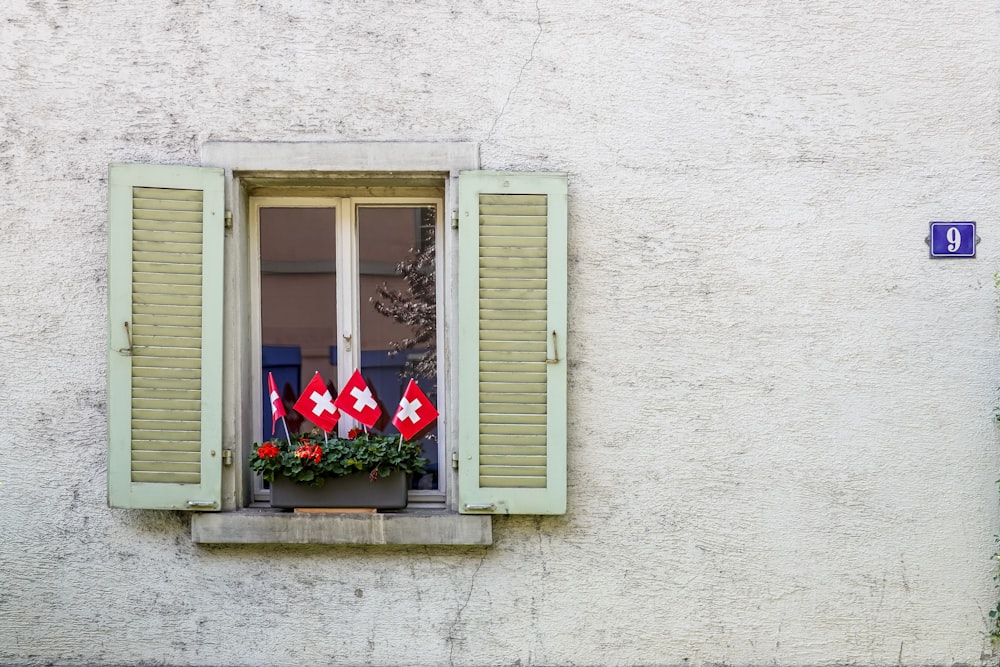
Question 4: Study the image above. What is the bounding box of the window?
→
[250,196,445,504]
[107,142,568,527]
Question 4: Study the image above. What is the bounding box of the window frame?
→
[247,195,446,505]
[202,141,478,512]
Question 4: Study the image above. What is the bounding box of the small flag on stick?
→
[334,369,383,429]
[392,379,438,441]
[267,372,287,437]
[293,372,340,433]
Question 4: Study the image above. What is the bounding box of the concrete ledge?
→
[191,510,492,545]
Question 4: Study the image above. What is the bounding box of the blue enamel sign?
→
[929,221,976,258]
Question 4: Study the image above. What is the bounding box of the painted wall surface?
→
[2,1,1000,665]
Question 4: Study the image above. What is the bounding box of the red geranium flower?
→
[348,428,364,439]
[257,443,280,459]
[294,444,323,464]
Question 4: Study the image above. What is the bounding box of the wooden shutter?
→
[107,164,224,510]
[457,171,567,514]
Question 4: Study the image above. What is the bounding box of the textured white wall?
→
[3,0,1000,665]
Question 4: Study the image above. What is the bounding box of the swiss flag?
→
[267,372,286,436]
[334,369,382,429]
[392,379,439,441]
[293,372,340,433]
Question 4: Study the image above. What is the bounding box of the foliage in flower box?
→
[249,429,428,487]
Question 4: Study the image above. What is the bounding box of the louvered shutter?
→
[107,164,224,510]
[457,171,567,514]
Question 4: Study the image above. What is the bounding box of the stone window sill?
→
[191,508,492,545]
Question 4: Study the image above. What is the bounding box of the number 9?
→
[947,226,962,252]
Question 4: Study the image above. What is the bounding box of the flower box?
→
[269,471,409,509]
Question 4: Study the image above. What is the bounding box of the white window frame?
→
[248,195,446,505]
[202,141,479,512]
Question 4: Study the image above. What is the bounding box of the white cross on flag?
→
[334,369,382,428]
[267,372,287,436]
[293,372,340,433]
[392,379,439,441]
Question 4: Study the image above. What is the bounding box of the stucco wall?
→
[3,0,1000,665]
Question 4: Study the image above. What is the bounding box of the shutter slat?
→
[132,261,203,275]
[133,313,203,328]
[481,444,548,456]
[478,205,547,216]
[131,438,201,451]
[479,476,547,488]
[481,278,547,290]
[479,194,547,205]
[132,335,202,349]
[135,345,201,359]
[132,209,205,223]
[132,461,201,473]
[131,450,201,462]
[132,409,201,421]
[479,246,547,258]
[132,397,201,411]
[133,186,205,201]
[480,257,546,270]
[130,324,202,338]
[480,341,547,353]
[133,219,204,234]
[132,282,201,296]
[479,402,548,415]
[480,455,546,466]
[479,236,546,248]
[131,471,201,484]
[132,229,204,244]
[132,197,204,212]
[480,465,546,477]
[479,434,549,446]
[134,293,203,308]
[132,364,201,377]
[133,271,203,286]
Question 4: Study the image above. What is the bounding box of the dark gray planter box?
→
[270,472,408,509]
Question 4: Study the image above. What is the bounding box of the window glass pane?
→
[360,206,438,490]
[259,207,338,438]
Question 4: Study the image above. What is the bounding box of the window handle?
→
[343,333,352,352]
[545,330,559,364]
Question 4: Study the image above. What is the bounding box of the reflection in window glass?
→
[259,207,338,437]
[361,206,438,489]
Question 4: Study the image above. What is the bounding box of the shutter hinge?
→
[451,210,459,230]
[452,452,459,470]
[222,449,233,466]
[224,211,233,230]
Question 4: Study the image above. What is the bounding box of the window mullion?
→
[336,198,360,434]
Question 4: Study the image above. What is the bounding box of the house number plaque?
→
[928,221,977,258]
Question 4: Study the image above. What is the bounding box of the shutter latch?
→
[545,330,560,364]
[463,504,495,512]
[186,500,218,509]
[116,321,133,356]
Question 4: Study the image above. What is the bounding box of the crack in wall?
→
[484,0,543,144]
[447,549,488,667]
